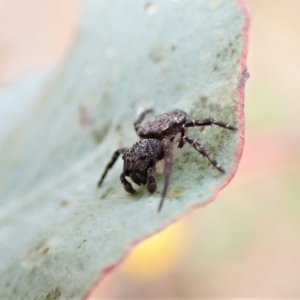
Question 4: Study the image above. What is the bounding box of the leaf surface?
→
[0,1,249,299]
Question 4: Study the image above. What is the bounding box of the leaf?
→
[0,0,249,299]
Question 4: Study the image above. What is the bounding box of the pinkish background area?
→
[1,0,299,298]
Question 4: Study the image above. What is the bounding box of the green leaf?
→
[0,0,249,299]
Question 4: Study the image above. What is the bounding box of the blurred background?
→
[1,0,299,298]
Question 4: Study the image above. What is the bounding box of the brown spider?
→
[98,109,237,212]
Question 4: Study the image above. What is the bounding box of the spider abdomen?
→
[136,109,188,140]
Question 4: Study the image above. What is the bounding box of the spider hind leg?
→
[185,118,237,130]
[182,136,225,173]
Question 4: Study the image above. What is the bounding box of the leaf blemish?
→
[59,200,68,208]
[92,124,110,144]
[115,123,122,133]
[101,187,114,199]
[44,287,61,300]
[41,247,50,255]
[168,187,181,198]
[145,2,158,15]
[78,105,94,129]
[149,41,169,63]
[30,266,38,275]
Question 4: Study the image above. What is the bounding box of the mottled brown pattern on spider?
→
[98,109,237,212]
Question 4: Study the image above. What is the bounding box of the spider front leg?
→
[158,139,173,212]
[177,127,186,148]
[120,173,136,194]
[147,167,157,193]
[183,136,225,173]
[97,148,127,187]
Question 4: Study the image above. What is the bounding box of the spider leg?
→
[97,148,127,187]
[120,173,136,193]
[158,138,173,212]
[134,108,153,134]
[185,118,237,130]
[147,167,157,193]
[177,127,185,148]
[183,136,225,173]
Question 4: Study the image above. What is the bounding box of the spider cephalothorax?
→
[98,109,237,211]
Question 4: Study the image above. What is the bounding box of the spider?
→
[98,109,237,212]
